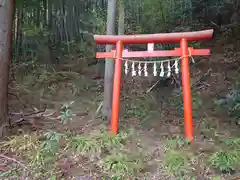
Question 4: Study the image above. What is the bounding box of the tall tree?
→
[0,0,14,135]
[102,0,117,120]
[118,0,125,35]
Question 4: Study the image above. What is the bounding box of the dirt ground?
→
[1,36,240,180]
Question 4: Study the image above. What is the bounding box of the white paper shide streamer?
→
[138,63,141,76]
[167,60,171,77]
[144,63,148,76]
[122,57,180,78]
[124,61,128,75]
[174,59,179,74]
[153,62,157,76]
[132,62,136,76]
[160,62,164,77]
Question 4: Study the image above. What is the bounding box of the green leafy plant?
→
[40,131,65,154]
[215,89,240,123]
[0,169,18,179]
[171,90,202,115]
[166,138,187,149]
[126,105,149,119]
[28,130,66,177]
[125,95,153,121]
[209,150,240,173]
[60,101,74,124]
[67,135,101,155]
[0,134,40,155]
[208,138,240,173]
[103,152,143,178]
[221,138,240,148]
[212,176,221,180]
[96,131,129,149]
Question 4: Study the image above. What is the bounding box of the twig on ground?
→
[229,172,240,180]
[0,154,28,170]
[11,108,46,124]
[95,101,103,117]
[46,116,61,120]
[57,71,81,77]
[11,109,45,117]
[8,92,30,109]
[146,80,160,93]
[40,98,62,105]
[192,68,212,89]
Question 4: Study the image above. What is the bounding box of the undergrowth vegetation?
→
[2,0,240,179]
[7,68,240,179]
[215,88,240,124]
[125,94,157,125]
[161,136,240,179]
[170,88,203,116]
[0,126,144,179]
[209,138,240,173]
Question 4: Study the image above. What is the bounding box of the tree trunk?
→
[102,0,117,121]
[15,0,24,62]
[118,0,125,35]
[0,0,14,136]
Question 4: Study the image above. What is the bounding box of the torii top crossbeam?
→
[94,29,214,44]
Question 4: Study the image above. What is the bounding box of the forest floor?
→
[1,36,240,180]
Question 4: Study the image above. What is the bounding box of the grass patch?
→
[209,150,240,173]
[163,138,193,177]
[102,152,144,178]
[214,88,240,124]
[170,90,202,116]
[209,137,240,173]
[0,127,140,179]
[66,135,101,155]
[0,133,40,154]
[163,150,190,177]
[0,131,63,179]
[94,130,129,149]
[71,75,98,94]
[166,138,187,149]
[124,94,159,126]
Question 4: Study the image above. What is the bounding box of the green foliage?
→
[30,131,65,169]
[13,0,236,73]
[67,135,101,154]
[0,134,40,154]
[166,138,187,149]
[91,8,107,34]
[66,128,131,156]
[37,71,67,85]
[129,0,193,34]
[215,89,240,122]
[60,101,74,124]
[22,24,49,37]
[41,131,64,154]
[126,104,149,119]
[212,176,222,180]
[125,94,154,121]
[171,89,202,115]
[102,152,144,178]
[72,76,97,94]
[209,150,240,173]
[164,150,189,176]
[209,138,240,173]
[96,131,129,149]
[221,138,240,148]
[0,169,19,179]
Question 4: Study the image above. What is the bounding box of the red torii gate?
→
[94,29,214,143]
